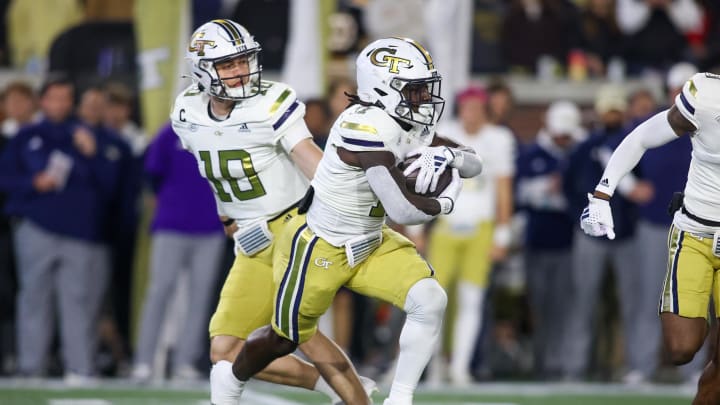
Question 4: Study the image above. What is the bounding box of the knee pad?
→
[404,278,447,324]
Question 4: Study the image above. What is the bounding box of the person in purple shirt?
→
[132,123,224,381]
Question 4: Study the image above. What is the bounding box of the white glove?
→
[435,168,461,214]
[580,193,615,240]
[402,146,455,194]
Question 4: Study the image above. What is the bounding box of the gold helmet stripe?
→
[212,19,245,46]
[392,37,434,70]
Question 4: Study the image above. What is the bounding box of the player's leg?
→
[451,221,493,385]
[658,226,713,366]
[693,319,720,405]
[299,330,376,404]
[209,222,322,400]
[348,228,447,405]
[219,216,370,404]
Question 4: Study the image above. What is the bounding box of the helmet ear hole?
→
[374,88,387,97]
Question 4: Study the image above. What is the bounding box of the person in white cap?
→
[515,100,584,379]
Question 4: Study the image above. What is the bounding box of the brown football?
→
[398,156,453,198]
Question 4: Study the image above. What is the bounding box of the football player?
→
[171,19,374,404]
[581,72,720,403]
[214,37,483,405]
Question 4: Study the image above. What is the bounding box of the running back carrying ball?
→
[399,155,454,197]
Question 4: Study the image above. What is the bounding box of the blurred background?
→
[0,0,716,396]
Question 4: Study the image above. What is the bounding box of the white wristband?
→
[493,224,512,248]
[436,197,454,215]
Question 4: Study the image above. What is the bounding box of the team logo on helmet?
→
[188,31,216,57]
[369,48,412,74]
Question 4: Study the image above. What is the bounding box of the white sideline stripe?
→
[49,401,111,405]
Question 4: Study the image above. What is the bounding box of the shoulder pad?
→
[171,84,205,128]
[333,105,401,152]
[675,72,720,129]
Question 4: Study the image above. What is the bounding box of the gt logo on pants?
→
[314,258,333,269]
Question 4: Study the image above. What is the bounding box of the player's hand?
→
[403,146,455,194]
[580,193,615,240]
[436,168,461,214]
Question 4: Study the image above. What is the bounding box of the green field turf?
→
[0,379,695,405]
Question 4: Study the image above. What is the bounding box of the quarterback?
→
[581,72,720,404]
[171,19,373,404]
[213,37,483,405]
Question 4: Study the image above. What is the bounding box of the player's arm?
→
[288,137,323,180]
[593,106,692,200]
[581,106,693,239]
[337,147,457,225]
[272,94,322,180]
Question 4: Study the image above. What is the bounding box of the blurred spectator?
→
[501,0,580,74]
[516,101,584,379]
[0,81,38,374]
[2,82,38,137]
[627,87,657,123]
[7,0,82,72]
[0,76,120,381]
[101,82,145,364]
[304,98,331,150]
[76,85,134,376]
[562,84,652,382]
[103,82,146,157]
[616,0,702,74]
[428,85,516,385]
[486,79,515,128]
[578,0,625,77]
[132,123,224,381]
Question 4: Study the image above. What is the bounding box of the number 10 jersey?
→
[171,81,310,227]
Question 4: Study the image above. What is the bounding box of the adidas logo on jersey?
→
[237,123,250,132]
[600,178,609,186]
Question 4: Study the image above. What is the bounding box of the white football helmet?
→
[356,37,444,129]
[186,19,262,100]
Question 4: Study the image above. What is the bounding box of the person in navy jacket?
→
[0,75,120,381]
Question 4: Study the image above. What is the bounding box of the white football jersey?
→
[673,72,720,232]
[307,104,433,246]
[171,81,311,226]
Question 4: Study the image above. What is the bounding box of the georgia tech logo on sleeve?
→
[188,31,216,57]
[370,48,412,74]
